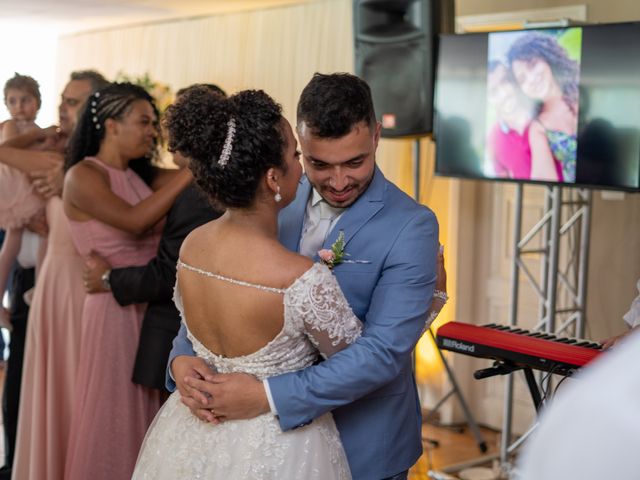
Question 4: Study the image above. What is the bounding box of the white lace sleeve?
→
[421,289,448,335]
[293,264,362,359]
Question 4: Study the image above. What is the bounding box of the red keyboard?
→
[436,322,603,375]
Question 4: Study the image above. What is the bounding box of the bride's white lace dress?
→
[132,262,362,479]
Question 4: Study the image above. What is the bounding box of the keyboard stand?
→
[474,362,542,412]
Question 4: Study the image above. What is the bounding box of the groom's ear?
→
[373,122,382,148]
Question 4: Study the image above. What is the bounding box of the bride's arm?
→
[422,246,448,333]
[300,266,363,358]
[303,248,446,358]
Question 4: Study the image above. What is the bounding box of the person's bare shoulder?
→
[65,159,109,190]
[273,247,314,284]
[529,119,546,136]
[1,119,19,141]
[178,221,218,263]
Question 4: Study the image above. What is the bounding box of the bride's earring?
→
[274,186,282,203]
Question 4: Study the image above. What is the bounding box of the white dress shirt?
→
[298,189,345,258]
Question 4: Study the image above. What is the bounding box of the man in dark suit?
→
[83,151,222,391]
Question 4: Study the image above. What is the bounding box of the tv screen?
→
[433,22,640,191]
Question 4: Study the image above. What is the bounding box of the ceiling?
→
[0,0,310,34]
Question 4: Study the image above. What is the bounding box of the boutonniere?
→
[318,231,347,269]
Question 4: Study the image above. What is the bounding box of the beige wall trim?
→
[456,5,587,32]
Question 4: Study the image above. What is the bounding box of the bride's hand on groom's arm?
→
[184,372,270,422]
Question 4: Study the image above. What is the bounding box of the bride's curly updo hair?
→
[164,87,286,209]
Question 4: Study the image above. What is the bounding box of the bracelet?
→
[101,269,112,291]
[433,289,448,302]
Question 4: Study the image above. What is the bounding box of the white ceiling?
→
[0,0,310,34]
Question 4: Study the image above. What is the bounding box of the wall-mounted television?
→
[433,22,640,191]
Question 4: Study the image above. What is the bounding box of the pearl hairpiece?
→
[218,117,236,167]
[91,92,101,130]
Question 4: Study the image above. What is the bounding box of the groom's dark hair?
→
[297,72,376,138]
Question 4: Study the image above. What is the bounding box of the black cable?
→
[553,373,571,396]
[539,363,563,405]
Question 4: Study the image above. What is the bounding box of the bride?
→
[132,88,361,479]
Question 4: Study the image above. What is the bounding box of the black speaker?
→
[354,0,454,138]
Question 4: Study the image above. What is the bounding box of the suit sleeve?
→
[165,321,195,391]
[267,208,438,431]
[109,221,181,306]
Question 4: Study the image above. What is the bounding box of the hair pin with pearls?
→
[218,117,236,167]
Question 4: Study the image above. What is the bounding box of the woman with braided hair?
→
[62,82,192,480]
[508,31,580,183]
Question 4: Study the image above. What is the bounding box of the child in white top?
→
[0,73,48,329]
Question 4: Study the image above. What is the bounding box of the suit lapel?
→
[278,177,311,253]
[324,166,385,249]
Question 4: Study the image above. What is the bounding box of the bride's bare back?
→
[177,218,313,358]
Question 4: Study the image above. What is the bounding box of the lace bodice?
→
[174,262,362,380]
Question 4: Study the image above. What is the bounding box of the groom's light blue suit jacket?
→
[167,166,439,479]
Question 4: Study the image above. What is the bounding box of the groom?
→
[169,72,439,480]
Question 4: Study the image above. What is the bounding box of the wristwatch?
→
[101,269,112,291]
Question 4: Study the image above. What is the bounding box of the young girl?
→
[0,73,53,329]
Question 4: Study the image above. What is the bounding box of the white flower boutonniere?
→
[318,231,347,269]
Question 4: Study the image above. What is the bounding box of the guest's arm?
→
[1,125,60,149]
[0,146,63,173]
[529,122,560,181]
[83,219,181,304]
[64,162,192,235]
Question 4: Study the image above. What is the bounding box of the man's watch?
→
[101,269,112,291]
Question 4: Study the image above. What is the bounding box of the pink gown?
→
[0,165,43,228]
[64,158,163,480]
[0,120,44,228]
[11,197,87,480]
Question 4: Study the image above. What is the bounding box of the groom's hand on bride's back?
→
[172,355,220,423]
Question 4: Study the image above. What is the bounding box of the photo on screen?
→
[433,22,640,191]
[485,28,582,183]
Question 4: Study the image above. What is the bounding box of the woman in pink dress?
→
[62,83,192,480]
[8,72,109,480]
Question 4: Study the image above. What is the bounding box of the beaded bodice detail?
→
[174,261,362,380]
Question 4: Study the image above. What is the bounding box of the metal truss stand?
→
[499,184,592,477]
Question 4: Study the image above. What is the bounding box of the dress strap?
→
[177,260,287,294]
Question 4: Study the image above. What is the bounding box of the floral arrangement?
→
[114,71,174,113]
[318,231,347,269]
